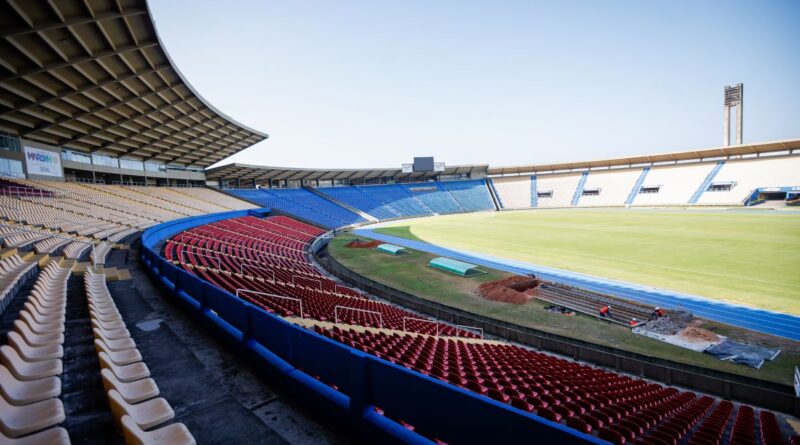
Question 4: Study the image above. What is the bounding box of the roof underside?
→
[205,163,489,183]
[0,0,267,167]
[488,139,800,175]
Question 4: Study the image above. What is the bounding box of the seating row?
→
[0,261,71,442]
[85,267,195,445]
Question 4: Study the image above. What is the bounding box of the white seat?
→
[101,369,159,404]
[98,352,149,383]
[0,392,65,438]
[0,427,70,445]
[0,365,61,405]
[0,346,62,381]
[121,415,195,445]
[108,390,174,432]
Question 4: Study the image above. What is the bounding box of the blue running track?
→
[352,228,800,341]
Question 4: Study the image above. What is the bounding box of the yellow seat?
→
[121,415,195,445]
[108,390,174,432]
[101,369,159,404]
[0,392,65,438]
[0,365,60,405]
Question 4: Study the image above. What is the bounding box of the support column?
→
[723,105,731,146]
[736,86,743,145]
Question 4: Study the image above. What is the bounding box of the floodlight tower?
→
[723,83,743,146]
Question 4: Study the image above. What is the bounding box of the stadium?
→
[0,1,799,444]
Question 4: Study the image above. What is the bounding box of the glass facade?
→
[0,158,25,178]
[0,132,21,152]
[61,149,92,164]
[145,162,166,172]
[119,158,144,171]
[91,153,119,168]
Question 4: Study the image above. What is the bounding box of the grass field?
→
[374,209,800,315]
[329,233,800,385]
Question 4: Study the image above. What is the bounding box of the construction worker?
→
[650,307,665,321]
[629,318,638,326]
[599,305,611,318]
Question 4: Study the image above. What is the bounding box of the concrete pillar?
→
[723,105,731,146]
[736,85,743,145]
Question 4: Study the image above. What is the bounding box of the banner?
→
[24,146,62,177]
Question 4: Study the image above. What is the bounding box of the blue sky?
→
[149,0,800,169]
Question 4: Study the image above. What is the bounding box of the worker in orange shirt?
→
[599,305,611,318]
[629,318,638,326]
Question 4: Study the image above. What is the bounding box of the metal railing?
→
[179,249,221,269]
[455,325,484,339]
[293,274,323,290]
[240,263,276,281]
[403,317,439,336]
[334,306,383,328]
[795,366,799,397]
[235,289,304,319]
[0,186,55,198]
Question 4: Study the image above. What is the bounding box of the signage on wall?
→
[24,146,63,177]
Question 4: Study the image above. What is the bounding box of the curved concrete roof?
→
[0,0,267,167]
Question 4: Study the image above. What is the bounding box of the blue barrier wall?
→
[140,210,602,445]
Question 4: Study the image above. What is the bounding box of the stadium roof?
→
[488,138,800,175]
[205,163,490,183]
[0,0,267,167]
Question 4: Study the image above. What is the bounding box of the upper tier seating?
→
[491,176,532,209]
[696,155,800,205]
[535,173,583,208]
[577,169,643,207]
[228,188,366,229]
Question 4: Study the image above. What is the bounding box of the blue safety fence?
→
[140,210,601,445]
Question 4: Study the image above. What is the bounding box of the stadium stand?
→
[355,184,433,217]
[85,267,195,444]
[401,183,464,214]
[158,212,797,445]
[577,169,644,207]
[228,188,367,228]
[164,216,475,338]
[696,155,800,205]
[316,186,404,219]
[535,173,584,208]
[491,176,533,209]
[439,180,495,211]
[631,163,716,206]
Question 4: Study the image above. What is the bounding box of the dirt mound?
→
[679,327,722,343]
[479,276,537,304]
[346,239,381,248]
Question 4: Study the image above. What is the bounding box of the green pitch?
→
[375,209,800,315]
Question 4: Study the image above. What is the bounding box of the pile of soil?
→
[679,327,722,344]
[346,239,381,248]
[479,276,537,304]
[641,317,684,336]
